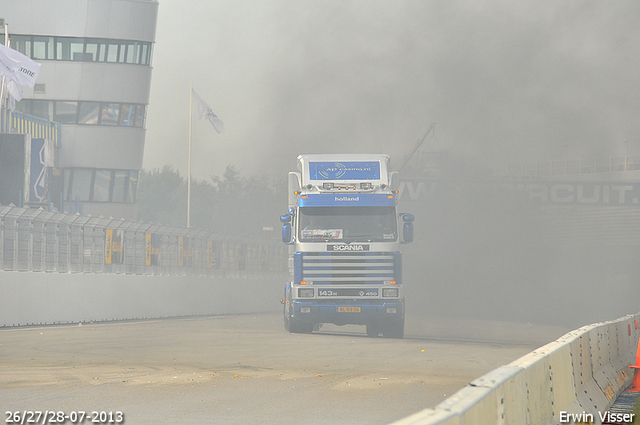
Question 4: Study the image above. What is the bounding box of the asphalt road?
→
[0,313,569,425]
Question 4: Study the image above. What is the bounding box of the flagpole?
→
[187,83,192,228]
[0,23,8,133]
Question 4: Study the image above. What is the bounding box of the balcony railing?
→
[8,110,61,148]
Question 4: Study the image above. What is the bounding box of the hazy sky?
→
[143,1,640,180]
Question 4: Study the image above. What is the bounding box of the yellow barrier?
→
[11,111,61,148]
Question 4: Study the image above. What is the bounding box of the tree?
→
[137,164,286,239]
[137,165,186,226]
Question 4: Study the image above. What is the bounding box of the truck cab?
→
[281,154,414,338]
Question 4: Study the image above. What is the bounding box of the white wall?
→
[0,271,283,326]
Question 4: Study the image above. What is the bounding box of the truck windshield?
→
[298,206,397,242]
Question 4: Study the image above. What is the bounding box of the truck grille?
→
[301,252,395,285]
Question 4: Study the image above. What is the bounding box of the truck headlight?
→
[298,288,314,298]
[382,288,398,297]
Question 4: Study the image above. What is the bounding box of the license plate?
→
[338,307,361,313]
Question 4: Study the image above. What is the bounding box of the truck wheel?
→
[366,325,381,338]
[283,303,291,332]
[383,320,404,339]
[286,315,313,333]
[283,311,291,332]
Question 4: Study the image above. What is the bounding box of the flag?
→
[6,80,23,111]
[192,89,224,134]
[0,43,40,87]
[0,43,41,110]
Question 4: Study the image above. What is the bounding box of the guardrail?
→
[391,313,640,425]
[0,204,287,278]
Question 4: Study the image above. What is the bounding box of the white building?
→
[2,0,158,220]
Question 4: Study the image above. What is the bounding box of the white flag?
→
[0,43,40,87]
[6,80,23,111]
[192,89,224,134]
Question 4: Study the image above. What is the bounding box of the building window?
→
[15,99,52,120]
[112,171,128,202]
[32,36,54,60]
[17,100,145,128]
[63,169,71,201]
[54,101,78,124]
[106,42,119,63]
[85,40,100,62]
[78,102,100,125]
[120,104,135,126]
[3,34,153,66]
[127,170,138,202]
[63,168,138,203]
[100,103,121,126]
[10,35,31,57]
[141,43,150,65]
[56,37,85,61]
[135,105,145,127]
[93,170,112,202]
[68,168,93,201]
[125,42,138,64]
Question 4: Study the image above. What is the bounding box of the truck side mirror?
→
[401,213,414,244]
[280,214,292,223]
[282,223,292,244]
[281,213,293,244]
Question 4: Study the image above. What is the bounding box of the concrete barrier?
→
[391,314,640,425]
[0,271,284,326]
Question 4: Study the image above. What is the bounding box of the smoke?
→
[146,1,640,178]
[400,178,640,329]
[149,1,640,177]
[143,1,640,328]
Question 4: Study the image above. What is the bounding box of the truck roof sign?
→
[297,155,391,187]
[309,161,380,180]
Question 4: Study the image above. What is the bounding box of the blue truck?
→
[280,154,414,338]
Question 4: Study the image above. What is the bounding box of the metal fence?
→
[0,204,287,277]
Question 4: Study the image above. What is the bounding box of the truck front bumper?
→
[291,299,404,326]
